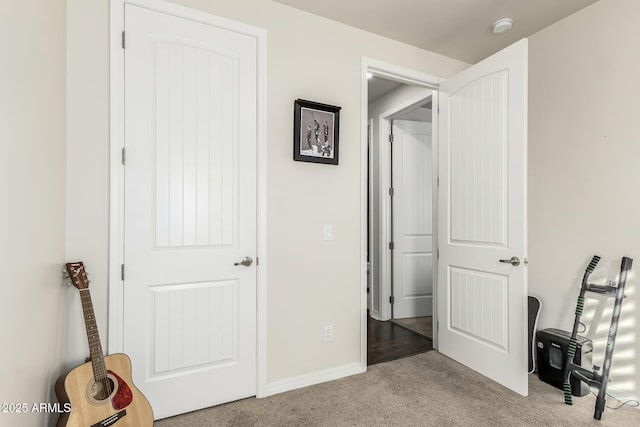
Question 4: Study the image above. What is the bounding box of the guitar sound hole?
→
[90,378,116,401]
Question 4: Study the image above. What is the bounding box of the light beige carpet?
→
[155,352,639,426]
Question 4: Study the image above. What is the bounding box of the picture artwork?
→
[293,99,341,165]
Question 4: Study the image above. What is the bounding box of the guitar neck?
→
[78,288,107,381]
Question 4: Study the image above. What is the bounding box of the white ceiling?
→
[275,0,599,63]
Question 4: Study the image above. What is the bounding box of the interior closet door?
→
[123,3,258,418]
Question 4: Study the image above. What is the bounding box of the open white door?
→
[437,39,528,395]
[392,120,433,319]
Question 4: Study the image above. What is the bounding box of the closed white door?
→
[392,120,433,319]
[437,39,528,395]
[123,4,257,419]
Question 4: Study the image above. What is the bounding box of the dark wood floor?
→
[367,315,433,366]
[391,316,433,339]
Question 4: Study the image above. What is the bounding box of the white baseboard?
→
[370,309,381,321]
[261,362,365,398]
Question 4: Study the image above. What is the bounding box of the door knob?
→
[234,256,253,267]
[499,256,521,266]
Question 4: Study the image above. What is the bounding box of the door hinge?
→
[389,188,394,197]
[122,31,126,49]
[389,242,394,250]
[437,176,439,188]
[389,296,395,304]
[389,134,394,143]
[437,248,439,259]
[121,147,126,165]
[121,264,125,281]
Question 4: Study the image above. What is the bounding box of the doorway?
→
[362,39,529,394]
[365,62,440,363]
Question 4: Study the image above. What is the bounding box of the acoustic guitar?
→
[56,262,153,426]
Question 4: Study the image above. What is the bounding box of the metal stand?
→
[563,256,633,420]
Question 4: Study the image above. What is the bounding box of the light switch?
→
[323,225,333,241]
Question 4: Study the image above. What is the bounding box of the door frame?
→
[361,58,443,353]
[380,98,434,322]
[108,0,268,398]
[367,118,374,314]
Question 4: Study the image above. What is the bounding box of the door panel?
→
[449,267,507,351]
[151,280,237,374]
[450,71,507,246]
[154,41,237,248]
[392,120,433,319]
[123,4,257,419]
[438,39,528,396]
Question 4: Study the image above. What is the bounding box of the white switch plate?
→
[323,225,333,241]
[323,325,333,342]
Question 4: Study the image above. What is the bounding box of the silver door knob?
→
[234,256,253,267]
[499,256,521,266]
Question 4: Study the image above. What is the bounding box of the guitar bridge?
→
[91,409,127,427]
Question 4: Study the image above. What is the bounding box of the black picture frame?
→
[293,99,341,165]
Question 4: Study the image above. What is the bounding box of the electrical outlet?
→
[323,325,333,343]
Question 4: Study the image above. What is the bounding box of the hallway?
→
[367,315,432,365]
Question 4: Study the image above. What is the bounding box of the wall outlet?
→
[323,325,333,343]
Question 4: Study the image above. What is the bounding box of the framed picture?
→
[293,99,341,165]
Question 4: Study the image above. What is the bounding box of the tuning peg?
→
[62,267,75,287]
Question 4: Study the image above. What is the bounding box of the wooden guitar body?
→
[56,353,153,427]
[58,262,153,426]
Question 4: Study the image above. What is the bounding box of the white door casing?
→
[392,120,433,319]
[367,119,375,316]
[122,3,259,418]
[437,39,528,395]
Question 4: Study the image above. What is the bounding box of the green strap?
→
[563,382,573,405]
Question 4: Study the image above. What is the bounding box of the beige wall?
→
[0,1,67,426]
[65,0,110,375]
[529,0,640,401]
[65,0,467,389]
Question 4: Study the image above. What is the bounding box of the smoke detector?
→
[492,18,513,34]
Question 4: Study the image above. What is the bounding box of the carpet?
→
[155,351,639,426]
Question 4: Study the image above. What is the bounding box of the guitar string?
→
[71,265,115,400]
[80,286,113,399]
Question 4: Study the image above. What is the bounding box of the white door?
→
[392,120,433,319]
[123,4,258,419]
[437,39,528,395]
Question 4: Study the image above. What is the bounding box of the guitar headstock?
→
[65,262,90,290]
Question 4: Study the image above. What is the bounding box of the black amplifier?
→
[536,328,593,397]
